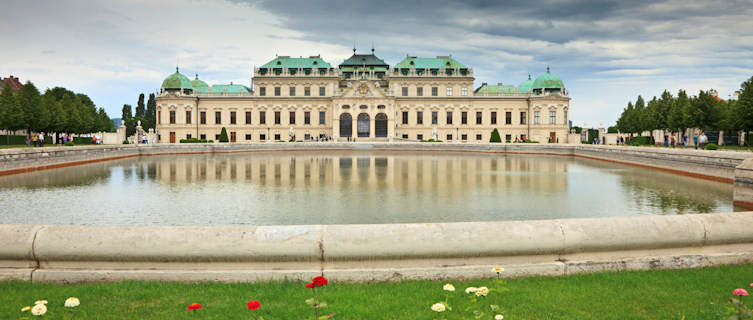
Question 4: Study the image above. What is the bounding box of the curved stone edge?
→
[1,212,753,282]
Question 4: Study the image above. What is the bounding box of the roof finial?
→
[546,65,550,73]
[528,74,531,80]
[195,73,199,80]
[371,42,374,54]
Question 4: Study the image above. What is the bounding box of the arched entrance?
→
[375,113,388,137]
[357,113,370,138]
[339,113,352,137]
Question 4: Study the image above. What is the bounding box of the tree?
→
[97,108,112,132]
[45,90,67,141]
[489,128,501,142]
[734,76,753,146]
[219,127,229,142]
[145,93,156,130]
[121,104,134,137]
[135,93,146,119]
[633,95,645,134]
[668,90,690,136]
[17,81,45,134]
[0,83,25,138]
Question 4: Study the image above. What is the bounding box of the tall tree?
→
[633,95,645,134]
[135,93,146,119]
[0,83,25,137]
[734,76,753,146]
[97,107,112,132]
[44,90,67,140]
[145,93,156,130]
[17,81,45,134]
[121,104,134,137]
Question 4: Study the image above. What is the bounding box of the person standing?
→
[31,134,38,147]
[38,132,45,147]
[693,135,698,150]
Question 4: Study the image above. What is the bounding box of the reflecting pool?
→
[0,151,739,226]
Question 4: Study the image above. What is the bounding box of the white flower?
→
[465,286,478,294]
[31,304,47,316]
[34,300,48,305]
[495,314,504,320]
[491,267,504,273]
[65,297,80,307]
[443,283,455,291]
[475,286,489,297]
[21,306,31,312]
[430,302,446,312]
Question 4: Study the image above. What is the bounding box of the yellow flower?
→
[34,300,48,305]
[495,314,504,320]
[491,267,504,273]
[465,286,478,294]
[65,297,80,307]
[475,286,489,297]
[21,306,31,312]
[443,283,455,291]
[430,302,446,312]
[31,304,47,316]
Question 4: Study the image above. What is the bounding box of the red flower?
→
[305,282,314,289]
[312,275,328,287]
[188,303,202,311]
[247,300,261,310]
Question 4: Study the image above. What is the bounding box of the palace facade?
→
[155,49,570,143]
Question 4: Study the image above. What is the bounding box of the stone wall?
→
[2,212,753,282]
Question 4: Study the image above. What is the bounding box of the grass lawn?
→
[3,264,752,319]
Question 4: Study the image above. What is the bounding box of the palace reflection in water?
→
[0,152,738,226]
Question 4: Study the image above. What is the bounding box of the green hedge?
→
[632,136,651,146]
[705,143,718,150]
[0,134,53,145]
[420,139,443,142]
[180,138,214,143]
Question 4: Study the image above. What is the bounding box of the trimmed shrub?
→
[179,138,211,143]
[219,127,229,143]
[489,128,502,143]
[420,139,442,142]
[64,141,75,146]
[123,140,130,144]
[0,134,52,145]
[705,143,718,150]
[632,136,651,146]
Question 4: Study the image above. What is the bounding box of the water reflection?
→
[0,151,738,226]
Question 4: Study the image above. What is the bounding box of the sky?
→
[1,0,752,127]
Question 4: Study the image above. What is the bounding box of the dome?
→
[191,73,209,93]
[532,66,564,90]
[518,74,534,93]
[161,67,193,90]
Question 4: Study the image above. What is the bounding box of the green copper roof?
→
[339,53,389,67]
[475,83,518,95]
[518,74,534,93]
[532,67,564,89]
[210,84,250,94]
[394,56,467,69]
[260,56,332,69]
[191,74,209,93]
[161,67,193,89]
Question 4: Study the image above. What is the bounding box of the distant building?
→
[708,89,728,103]
[0,75,22,93]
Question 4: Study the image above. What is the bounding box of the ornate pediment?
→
[339,80,388,98]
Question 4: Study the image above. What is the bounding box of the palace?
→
[155,49,570,143]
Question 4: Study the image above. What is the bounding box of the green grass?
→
[3,264,752,319]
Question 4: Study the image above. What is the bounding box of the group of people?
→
[25,132,46,147]
[615,136,632,145]
[612,132,709,149]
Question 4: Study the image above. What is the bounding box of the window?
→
[304,87,310,96]
[215,111,221,124]
[186,111,191,124]
[402,134,408,139]
[289,111,295,125]
[476,134,482,140]
[402,111,408,124]
[304,133,310,140]
[461,87,468,96]
[505,134,512,141]
[274,133,280,140]
[200,111,206,124]
[402,87,408,96]
[476,112,482,125]
[446,134,452,140]
[215,134,220,140]
[245,111,251,124]
[461,111,467,124]
[259,111,266,124]
[491,112,497,125]
[304,111,310,125]
[432,111,438,125]
[158,111,161,124]
[169,111,175,124]
[259,87,266,96]
[462,134,468,140]
[245,134,251,140]
[417,111,423,125]
[200,134,206,140]
[230,132,236,142]
[275,111,281,124]
[520,112,526,125]
[506,112,511,125]
[319,111,326,125]
[550,111,556,124]
[319,86,325,96]
[432,87,438,96]
[230,111,236,125]
[446,111,453,125]
[534,111,540,124]
[417,134,423,140]
[417,87,423,96]
[564,110,568,123]
[260,134,266,141]
[446,87,453,96]
[274,87,280,96]
[186,133,192,139]
[289,87,295,96]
